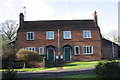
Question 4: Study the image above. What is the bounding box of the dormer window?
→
[26,32,34,40]
[83,30,91,38]
[46,31,54,40]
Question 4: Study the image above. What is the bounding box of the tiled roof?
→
[102,38,118,46]
[18,20,100,31]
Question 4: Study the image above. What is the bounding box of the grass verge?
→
[1,60,120,72]
[17,75,101,80]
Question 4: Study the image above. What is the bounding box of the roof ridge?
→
[24,19,94,22]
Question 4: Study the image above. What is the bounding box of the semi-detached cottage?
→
[16,11,102,62]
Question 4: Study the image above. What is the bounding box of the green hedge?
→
[2,69,17,80]
[94,61,120,79]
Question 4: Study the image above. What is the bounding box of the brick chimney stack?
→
[19,13,24,27]
[93,11,98,26]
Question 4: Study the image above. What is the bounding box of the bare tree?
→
[103,30,118,42]
[1,20,18,42]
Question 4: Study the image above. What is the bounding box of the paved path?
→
[17,67,95,78]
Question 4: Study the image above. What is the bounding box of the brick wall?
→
[16,29,102,61]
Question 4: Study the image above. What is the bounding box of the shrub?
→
[2,69,17,80]
[16,48,43,68]
[2,41,16,69]
[94,61,120,79]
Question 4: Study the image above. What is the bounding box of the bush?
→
[2,69,17,80]
[94,61,120,79]
[2,41,16,69]
[16,48,43,68]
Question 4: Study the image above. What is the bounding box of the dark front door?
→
[64,47,71,61]
[47,48,54,62]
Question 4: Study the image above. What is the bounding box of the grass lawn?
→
[62,61,99,69]
[63,74,98,78]
[1,61,99,72]
[1,60,120,72]
[17,75,101,80]
[1,67,57,72]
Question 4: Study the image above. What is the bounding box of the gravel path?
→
[17,67,95,78]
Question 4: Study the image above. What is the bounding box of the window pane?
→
[31,33,33,39]
[83,47,86,53]
[39,47,44,54]
[64,31,71,39]
[76,47,79,54]
[26,47,35,51]
[83,46,93,54]
[83,31,91,38]
[89,47,92,53]
[46,31,54,39]
[32,48,34,51]
[27,32,34,40]
[28,33,30,39]
[84,31,87,38]
[87,47,89,53]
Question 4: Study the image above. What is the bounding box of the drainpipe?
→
[112,42,115,58]
[58,29,60,59]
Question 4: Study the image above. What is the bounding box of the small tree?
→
[16,49,42,68]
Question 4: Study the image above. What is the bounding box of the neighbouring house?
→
[102,38,119,59]
[118,46,120,58]
[16,11,102,62]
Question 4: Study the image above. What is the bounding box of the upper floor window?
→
[83,46,93,54]
[74,46,80,55]
[25,47,35,51]
[46,31,54,40]
[26,32,34,40]
[83,30,91,38]
[63,31,71,39]
[39,47,44,54]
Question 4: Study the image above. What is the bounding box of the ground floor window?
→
[39,47,44,54]
[74,46,80,55]
[25,47,35,51]
[83,46,93,54]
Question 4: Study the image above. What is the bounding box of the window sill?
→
[64,39,72,40]
[46,39,55,40]
[83,53,93,55]
[74,54,80,56]
[26,39,34,41]
[83,37,92,39]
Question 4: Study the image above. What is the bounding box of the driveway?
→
[17,67,95,79]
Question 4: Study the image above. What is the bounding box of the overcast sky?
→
[0,0,119,36]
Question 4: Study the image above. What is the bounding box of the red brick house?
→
[16,11,102,62]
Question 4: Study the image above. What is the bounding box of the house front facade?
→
[16,12,102,62]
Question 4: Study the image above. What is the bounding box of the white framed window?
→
[39,47,44,54]
[25,47,35,51]
[63,31,71,39]
[83,30,91,38]
[83,46,93,54]
[46,31,54,40]
[26,32,34,40]
[74,46,80,55]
